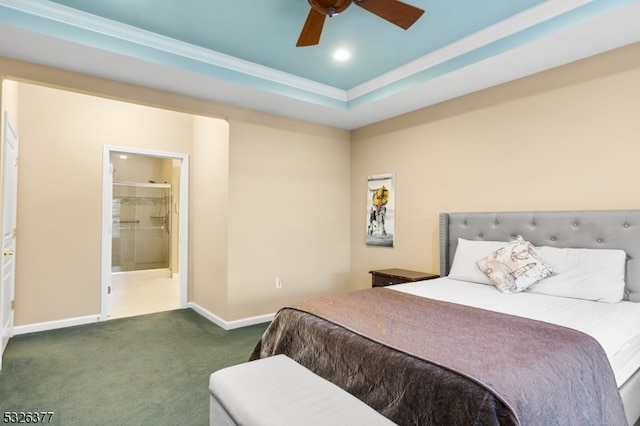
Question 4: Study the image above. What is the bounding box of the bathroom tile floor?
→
[109,275,181,319]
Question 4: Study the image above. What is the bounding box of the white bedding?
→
[389,277,640,387]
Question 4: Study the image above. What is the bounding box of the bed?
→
[251,210,640,425]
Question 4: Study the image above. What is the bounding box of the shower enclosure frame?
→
[111,181,172,273]
[100,145,189,321]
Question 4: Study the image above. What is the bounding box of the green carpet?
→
[0,309,269,425]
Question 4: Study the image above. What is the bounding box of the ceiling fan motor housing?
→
[307,0,352,17]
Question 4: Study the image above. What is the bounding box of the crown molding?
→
[347,0,594,100]
[1,0,599,106]
[2,0,638,129]
[0,0,347,101]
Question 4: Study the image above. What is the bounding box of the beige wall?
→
[190,115,230,318]
[350,42,640,289]
[1,80,18,127]
[0,57,351,326]
[14,83,197,325]
[189,113,351,322]
[2,40,640,327]
[227,116,351,319]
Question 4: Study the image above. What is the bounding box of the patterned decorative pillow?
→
[476,235,554,293]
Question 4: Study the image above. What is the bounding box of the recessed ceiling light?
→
[119,155,128,160]
[333,49,351,61]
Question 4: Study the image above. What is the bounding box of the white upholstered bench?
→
[209,354,396,425]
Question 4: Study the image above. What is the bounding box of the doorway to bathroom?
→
[101,147,189,320]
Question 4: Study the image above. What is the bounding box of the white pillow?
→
[448,238,509,285]
[528,246,626,303]
[476,236,554,294]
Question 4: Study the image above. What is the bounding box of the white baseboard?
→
[13,315,101,335]
[188,302,274,330]
[11,306,272,336]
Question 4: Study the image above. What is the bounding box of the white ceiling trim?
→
[0,0,347,101]
[347,0,594,100]
[1,0,639,130]
[0,0,600,108]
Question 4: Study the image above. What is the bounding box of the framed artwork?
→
[366,173,395,247]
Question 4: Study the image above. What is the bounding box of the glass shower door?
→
[112,183,171,272]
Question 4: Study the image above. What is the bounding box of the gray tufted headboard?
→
[439,210,640,302]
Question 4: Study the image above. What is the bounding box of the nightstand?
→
[369,268,439,288]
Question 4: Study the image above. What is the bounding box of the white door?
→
[1,113,18,369]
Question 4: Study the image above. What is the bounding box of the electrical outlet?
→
[275,276,283,289]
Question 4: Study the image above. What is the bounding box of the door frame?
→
[1,112,18,368]
[100,145,189,321]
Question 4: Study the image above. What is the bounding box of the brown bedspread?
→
[251,287,627,425]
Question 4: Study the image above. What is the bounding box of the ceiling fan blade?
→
[354,0,424,30]
[297,9,327,47]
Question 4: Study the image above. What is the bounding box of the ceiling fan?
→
[297,0,425,47]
